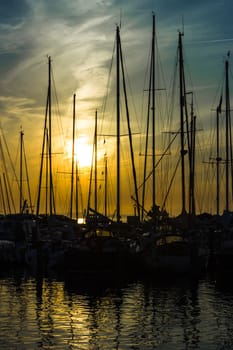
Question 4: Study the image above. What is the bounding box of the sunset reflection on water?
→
[0,271,233,349]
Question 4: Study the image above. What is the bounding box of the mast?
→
[225,54,230,211]
[189,93,196,216]
[119,31,140,220]
[113,25,140,223]
[216,105,220,215]
[70,93,76,219]
[36,56,56,216]
[48,56,53,215]
[75,160,79,220]
[94,110,98,212]
[116,25,121,223]
[152,12,156,211]
[141,14,154,222]
[19,128,23,213]
[19,128,33,214]
[104,153,108,217]
[86,110,98,218]
[178,32,187,214]
[141,72,151,221]
[216,96,222,215]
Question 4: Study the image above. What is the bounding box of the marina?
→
[0,13,231,280]
[1,3,233,349]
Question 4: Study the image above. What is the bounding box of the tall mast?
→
[178,32,186,214]
[36,56,56,216]
[225,55,230,211]
[216,96,222,215]
[119,30,140,220]
[152,12,156,210]
[116,25,121,223]
[94,110,98,212]
[104,153,108,217]
[115,25,140,222]
[75,160,79,220]
[141,14,154,222]
[189,93,196,216]
[19,128,23,213]
[48,56,53,215]
[70,93,76,218]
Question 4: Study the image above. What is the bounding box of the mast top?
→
[178,16,184,36]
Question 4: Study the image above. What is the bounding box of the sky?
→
[0,0,233,218]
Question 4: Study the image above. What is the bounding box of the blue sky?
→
[0,0,233,215]
[1,0,232,114]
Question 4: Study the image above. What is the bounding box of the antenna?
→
[180,15,184,35]
[178,15,184,36]
[119,8,122,29]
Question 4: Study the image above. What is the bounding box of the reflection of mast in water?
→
[35,279,56,348]
[180,283,201,347]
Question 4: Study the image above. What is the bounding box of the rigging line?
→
[139,34,152,155]
[119,44,141,133]
[36,87,49,215]
[14,136,20,191]
[167,51,178,131]
[51,66,66,148]
[154,34,169,139]
[161,156,180,212]
[119,34,140,218]
[99,38,116,136]
[2,172,11,214]
[142,39,153,217]
[0,138,16,213]
[209,65,225,114]
[86,134,95,214]
[23,140,33,213]
[0,126,19,193]
[136,130,179,193]
[0,176,6,214]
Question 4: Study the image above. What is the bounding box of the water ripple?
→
[0,272,233,349]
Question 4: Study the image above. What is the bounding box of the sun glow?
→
[65,137,93,168]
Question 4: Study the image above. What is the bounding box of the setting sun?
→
[65,137,93,168]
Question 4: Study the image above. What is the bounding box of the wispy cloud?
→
[0,0,233,214]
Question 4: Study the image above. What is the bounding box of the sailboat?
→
[23,58,82,274]
[211,52,233,277]
[35,57,79,232]
[140,20,208,277]
[63,26,141,277]
[0,127,41,269]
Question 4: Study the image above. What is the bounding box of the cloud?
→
[0,0,31,26]
[1,0,233,215]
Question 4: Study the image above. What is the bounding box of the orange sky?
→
[1,1,233,218]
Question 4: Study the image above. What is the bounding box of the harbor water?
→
[0,269,232,350]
